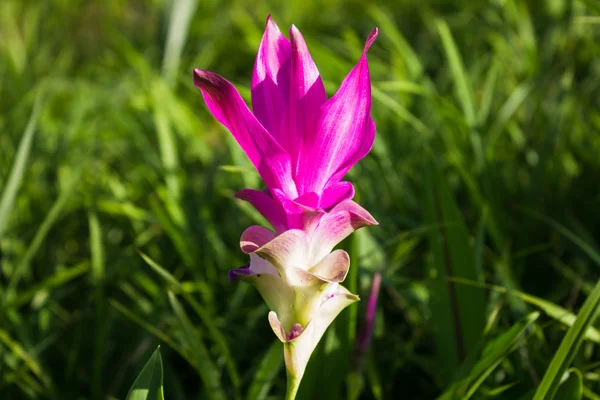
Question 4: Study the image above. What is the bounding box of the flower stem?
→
[285,373,301,400]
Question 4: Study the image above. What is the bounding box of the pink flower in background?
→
[194,16,378,233]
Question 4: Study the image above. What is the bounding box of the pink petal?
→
[282,25,327,169]
[326,118,376,187]
[240,225,276,253]
[329,197,378,225]
[296,28,378,194]
[254,229,310,272]
[251,16,291,142]
[193,69,297,197]
[319,181,355,210]
[293,191,320,209]
[309,200,378,263]
[271,189,325,233]
[235,189,287,233]
[309,249,350,282]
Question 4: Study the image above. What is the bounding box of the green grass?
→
[1,0,600,399]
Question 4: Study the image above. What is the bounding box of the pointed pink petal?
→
[282,25,327,168]
[296,28,378,194]
[319,181,355,210]
[193,69,297,197]
[329,197,378,225]
[235,189,287,233]
[309,200,378,263]
[251,16,291,141]
[240,225,276,253]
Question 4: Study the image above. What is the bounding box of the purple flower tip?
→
[228,265,251,282]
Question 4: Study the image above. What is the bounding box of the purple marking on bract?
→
[286,323,304,341]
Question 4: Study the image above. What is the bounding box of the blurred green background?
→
[2,0,600,399]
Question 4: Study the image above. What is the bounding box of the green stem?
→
[285,373,301,400]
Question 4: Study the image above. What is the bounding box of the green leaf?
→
[423,152,486,383]
[534,280,600,400]
[126,346,165,400]
[555,369,583,400]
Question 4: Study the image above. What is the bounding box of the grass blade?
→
[6,171,80,295]
[435,19,476,127]
[89,210,106,399]
[533,280,600,400]
[126,346,165,400]
[438,312,539,400]
[0,93,43,240]
[0,328,44,378]
[555,369,583,400]
[162,0,198,86]
[449,277,600,343]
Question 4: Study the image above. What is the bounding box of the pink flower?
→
[193,17,379,397]
[193,16,378,233]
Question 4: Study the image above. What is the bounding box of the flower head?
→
[194,16,378,232]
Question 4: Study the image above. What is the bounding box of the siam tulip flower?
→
[193,16,378,399]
